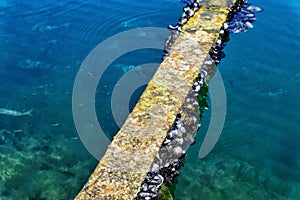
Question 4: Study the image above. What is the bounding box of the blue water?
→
[175,0,300,199]
[0,0,299,199]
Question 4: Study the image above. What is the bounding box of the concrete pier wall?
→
[75,0,237,199]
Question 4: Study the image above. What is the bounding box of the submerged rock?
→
[17,59,51,70]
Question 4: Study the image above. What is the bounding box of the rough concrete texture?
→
[75,0,236,199]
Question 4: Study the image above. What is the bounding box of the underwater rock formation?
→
[17,59,51,70]
[175,153,300,200]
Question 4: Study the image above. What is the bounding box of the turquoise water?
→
[0,0,299,199]
[0,0,182,199]
[175,0,300,199]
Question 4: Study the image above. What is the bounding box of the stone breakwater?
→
[75,0,249,199]
[135,0,261,198]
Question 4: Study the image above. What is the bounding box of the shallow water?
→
[0,0,299,199]
[0,0,182,199]
[175,0,300,199]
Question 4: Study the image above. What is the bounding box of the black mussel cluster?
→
[192,69,207,93]
[136,114,187,200]
[136,1,262,199]
[209,0,263,64]
[162,0,202,60]
[225,2,263,34]
[168,0,201,32]
[164,0,263,63]
[136,70,208,200]
[137,172,164,200]
[209,38,227,64]
[208,0,243,64]
[209,0,247,64]
[137,160,184,200]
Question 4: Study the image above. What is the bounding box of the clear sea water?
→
[0,0,299,199]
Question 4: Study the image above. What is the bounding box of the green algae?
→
[158,184,174,200]
[197,83,209,118]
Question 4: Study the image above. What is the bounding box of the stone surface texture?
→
[75,0,236,199]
